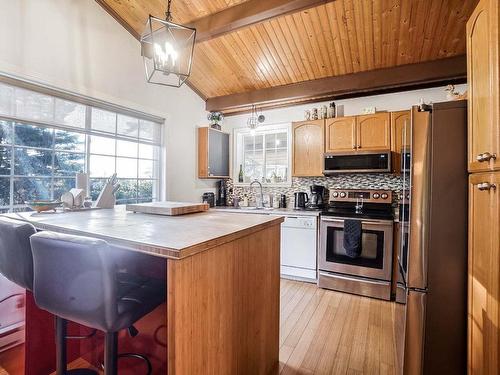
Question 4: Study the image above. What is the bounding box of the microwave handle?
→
[321,217,391,226]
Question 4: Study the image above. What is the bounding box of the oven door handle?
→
[320,217,392,226]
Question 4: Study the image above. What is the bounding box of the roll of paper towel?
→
[76,173,88,198]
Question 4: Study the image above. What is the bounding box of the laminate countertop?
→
[4,206,284,259]
[214,206,322,217]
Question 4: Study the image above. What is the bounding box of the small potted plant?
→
[207,111,224,130]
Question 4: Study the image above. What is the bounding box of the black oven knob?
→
[340,192,346,198]
[332,192,339,198]
[373,193,380,199]
[381,193,389,200]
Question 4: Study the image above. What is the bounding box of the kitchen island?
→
[6,207,283,375]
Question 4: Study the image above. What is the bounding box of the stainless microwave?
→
[323,150,392,174]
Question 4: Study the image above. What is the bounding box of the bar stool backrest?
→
[30,231,119,332]
[0,217,36,290]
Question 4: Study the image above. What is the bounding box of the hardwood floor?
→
[1,279,398,375]
[279,279,398,375]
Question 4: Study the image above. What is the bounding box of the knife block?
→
[95,182,116,209]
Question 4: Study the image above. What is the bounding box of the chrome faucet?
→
[250,180,264,208]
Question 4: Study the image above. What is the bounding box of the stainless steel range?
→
[318,189,394,300]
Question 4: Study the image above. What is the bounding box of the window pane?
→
[53,178,75,200]
[138,159,155,178]
[0,84,13,116]
[54,99,86,128]
[139,143,156,160]
[116,157,137,178]
[138,180,153,199]
[54,152,85,176]
[14,148,52,176]
[244,151,264,183]
[14,124,53,148]
[90,179,106,201]
[55,130,86,152]
[0,147,11,175]
[276,132,287,147]
[90,136,115,155]
[0,177,9,206]
[117,115,138,138]
[89,155,115,177]
[115,179,137,201]
[15,89,54,121]
[139,120,159,141]
[116,139,138,158]
[13,178,51,204]
[0,121,13,145]
[265,133,276,149]
[91,108,116,133]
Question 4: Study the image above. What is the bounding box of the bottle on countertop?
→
[279,194,287,209]
[242,194,249,207]
[273,194,280,209]
[238,164,244,183]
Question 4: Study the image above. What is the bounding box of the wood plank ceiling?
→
[97,0,478,113]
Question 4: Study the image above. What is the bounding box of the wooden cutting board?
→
[126,201,210,216]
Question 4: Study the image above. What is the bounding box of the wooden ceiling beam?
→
[189,0,337,43]
[206,55,468,115]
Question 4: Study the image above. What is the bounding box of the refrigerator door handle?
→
[407,106,431,289]
[404,290,427,375]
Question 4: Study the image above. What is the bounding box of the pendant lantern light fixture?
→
[247,105,265,133]
[140,0,196,87]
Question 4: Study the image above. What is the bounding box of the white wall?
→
[224,84,468,129]
[0,0,215,202]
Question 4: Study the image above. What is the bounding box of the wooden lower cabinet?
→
[468,172,500,375]
[292,119,325,176]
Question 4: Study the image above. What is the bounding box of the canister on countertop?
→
[279,194,287,208]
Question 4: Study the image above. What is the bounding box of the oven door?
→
[319,217,393,281]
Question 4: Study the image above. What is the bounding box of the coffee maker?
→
[307,185,329,209]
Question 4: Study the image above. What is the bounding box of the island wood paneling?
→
[166,223,281,375]
[97,0,479,102]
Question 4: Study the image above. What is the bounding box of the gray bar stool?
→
[30,231,166,375]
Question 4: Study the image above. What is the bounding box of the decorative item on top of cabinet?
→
[391,110,411,174]
[198,127,230,179]
[356,113,391,151]
[325,116,357,152]
[292,119,324,177]
[467,0,500,172]
[468,172,499,375]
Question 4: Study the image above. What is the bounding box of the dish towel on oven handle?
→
[343,219,362,258]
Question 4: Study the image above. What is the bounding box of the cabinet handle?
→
[357,144,361,148]
[477,182,497,191]
[476,152,497,162]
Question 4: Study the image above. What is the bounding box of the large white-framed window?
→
[0,81,163,213]
[233,123,292,187]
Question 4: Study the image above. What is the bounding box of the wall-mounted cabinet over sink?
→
[198,127,230,179]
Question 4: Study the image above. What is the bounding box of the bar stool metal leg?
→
[104,332,118,375]
[55,316,98,375]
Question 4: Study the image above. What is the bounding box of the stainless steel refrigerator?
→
[396,100,468,375]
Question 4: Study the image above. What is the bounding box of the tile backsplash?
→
[227,173,406,207]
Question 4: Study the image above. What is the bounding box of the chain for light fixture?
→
[165,0,173,22]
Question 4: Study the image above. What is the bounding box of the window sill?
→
[232,182,292,188]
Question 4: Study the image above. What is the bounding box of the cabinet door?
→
[325,116,356,152]
[467,0,500,172]
[356,113,391,151]
[208,129,230,177]
[468,172,500,375]
[391,110,411,173]
[292,120,324,177]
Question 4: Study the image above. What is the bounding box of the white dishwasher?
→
[278,215,318,282]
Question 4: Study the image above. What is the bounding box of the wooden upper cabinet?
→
[467,0,500,172]
[356,113,391,151]
[325,116,356,152]
[198,127,230,179]
[468,172,500,375]
[391,110,411,173]
[292,119,324,177]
